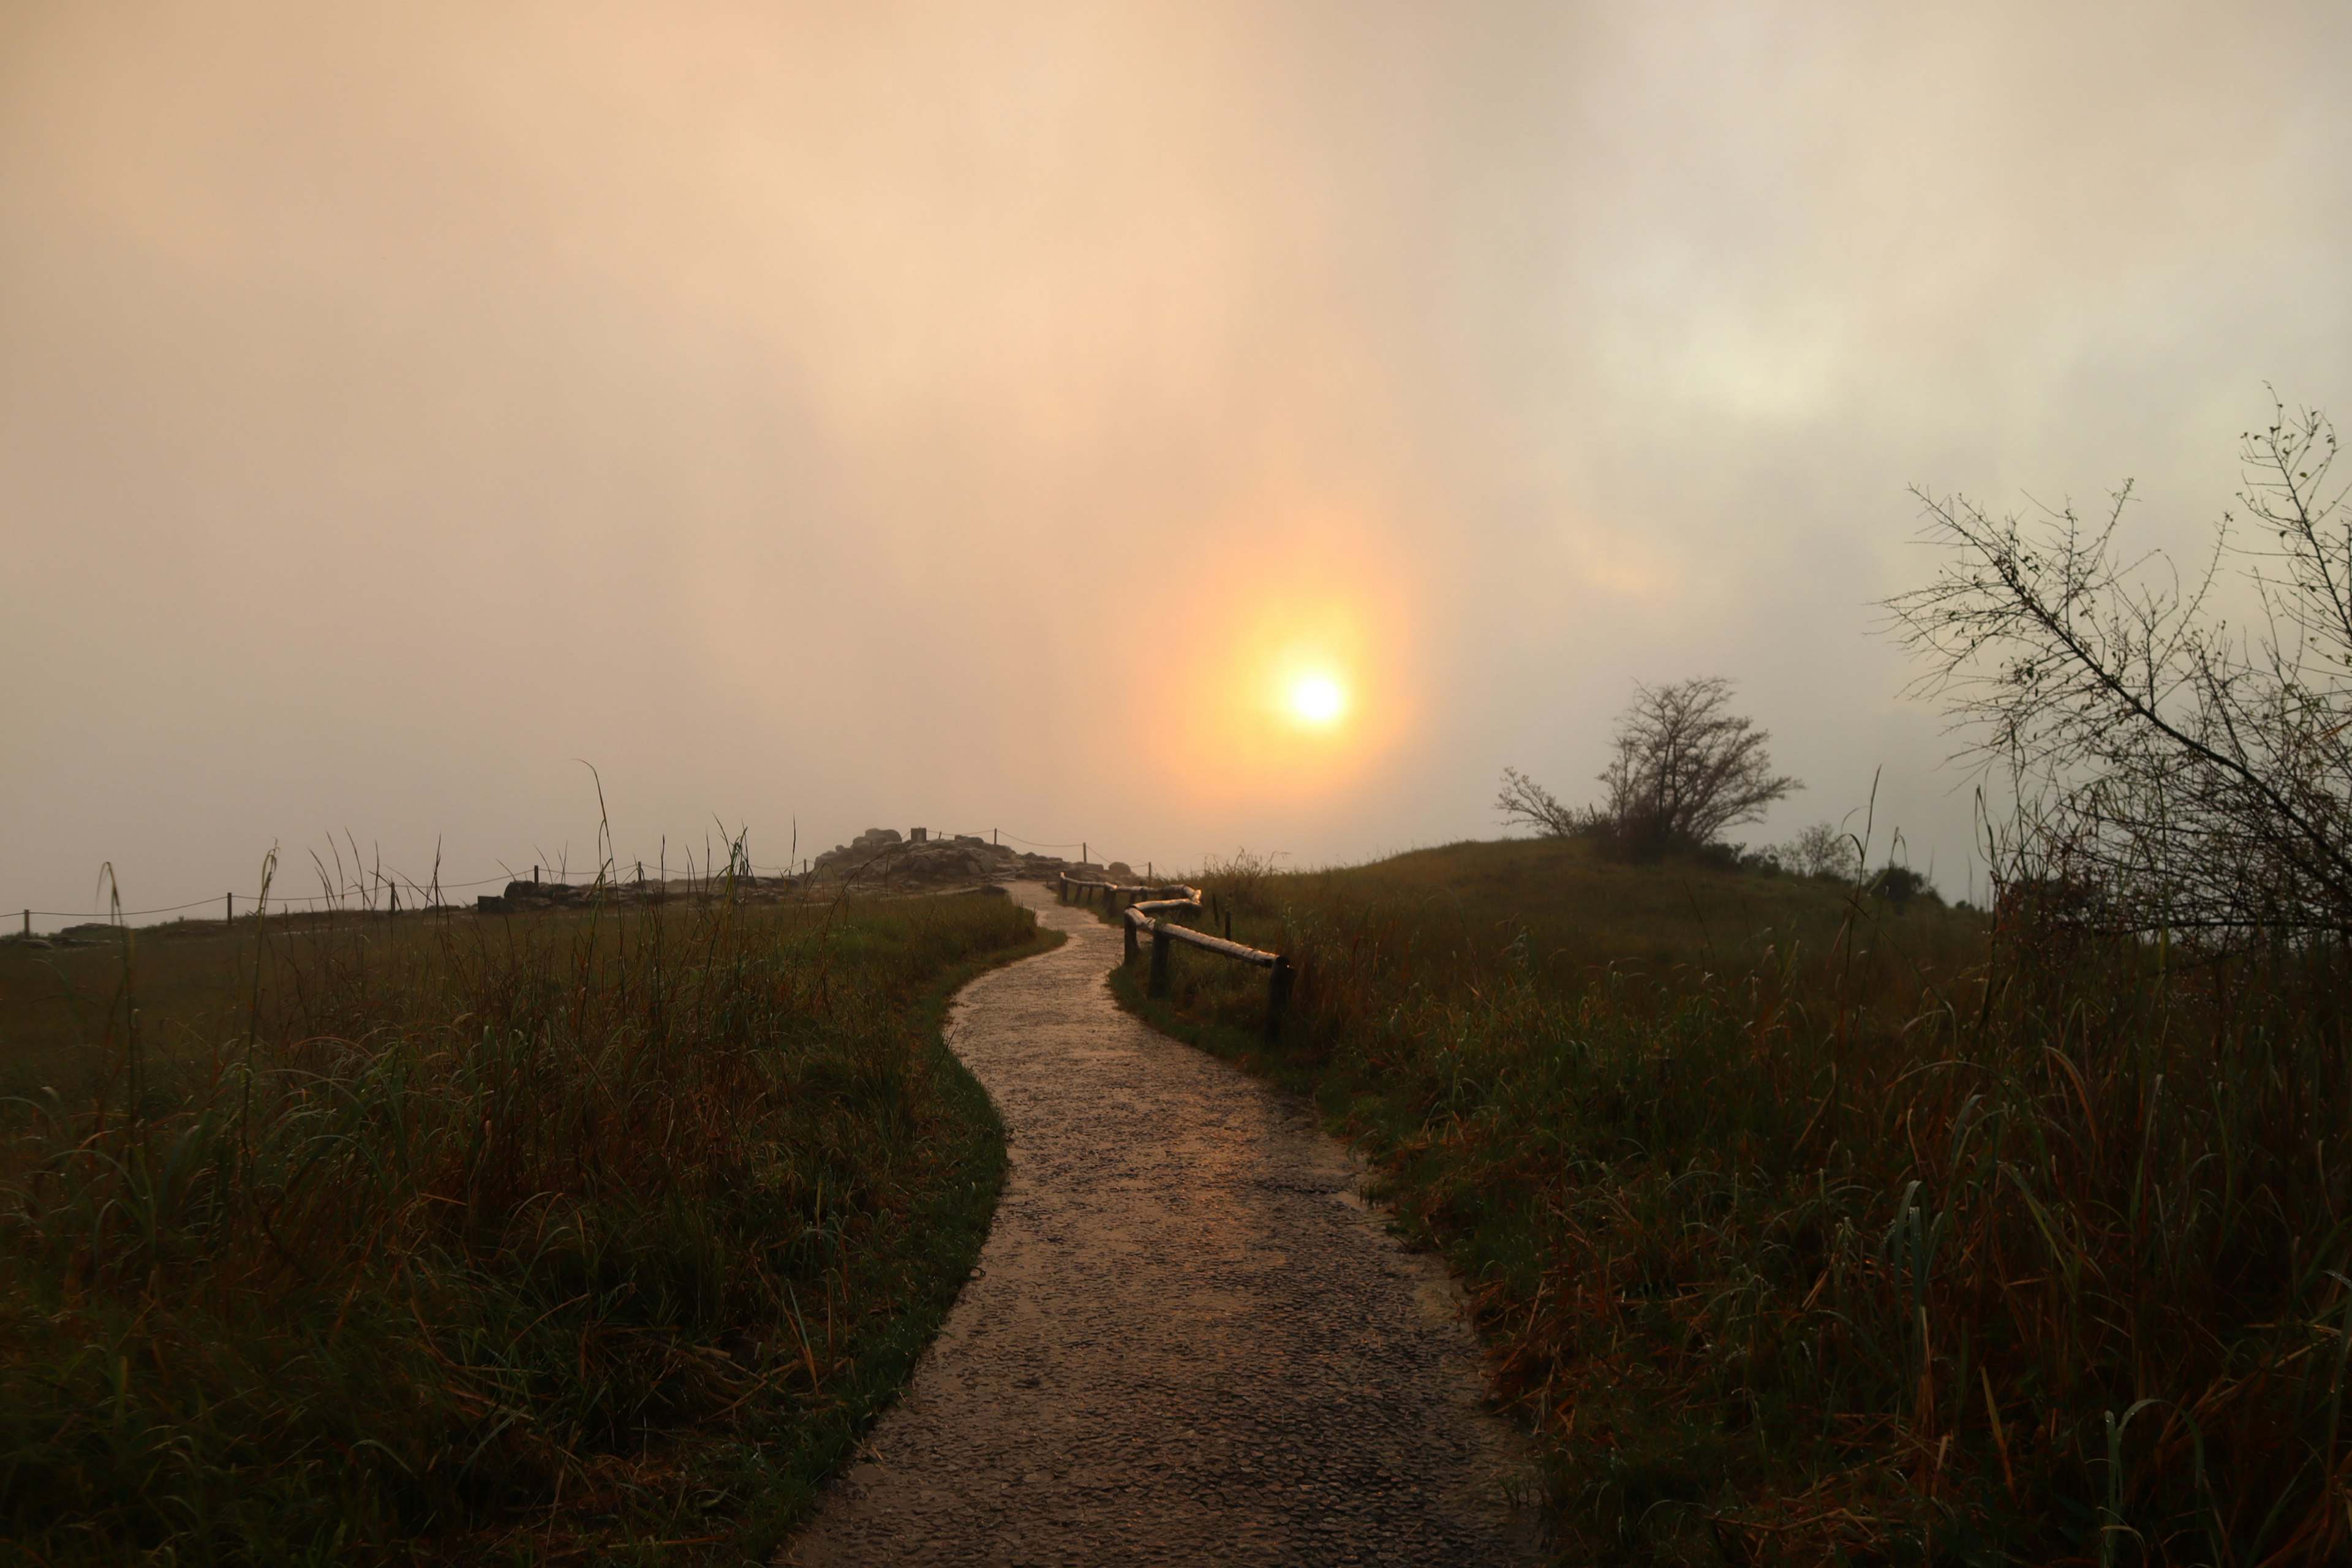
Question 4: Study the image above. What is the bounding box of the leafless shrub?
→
[1776,821,1862,881]
[1886,399,2352,942]
[1494,766,1589,838]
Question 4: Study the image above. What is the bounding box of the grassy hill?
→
[1232,834,1981,979]
[1121,837,2346,1566]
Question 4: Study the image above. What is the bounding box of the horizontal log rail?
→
[1140,920,1280,968]
[1058,872,1294,1040]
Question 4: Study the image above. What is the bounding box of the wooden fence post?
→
[1124,912,1139,962]
[1264,956,1294,1042]
[1149,926,1170,997]
[225,892,233,927]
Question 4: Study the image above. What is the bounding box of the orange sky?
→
[5,2,2351,919]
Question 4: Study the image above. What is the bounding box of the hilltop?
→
[1261,834,1980,984]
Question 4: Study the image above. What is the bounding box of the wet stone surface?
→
[783,885,1545,1567]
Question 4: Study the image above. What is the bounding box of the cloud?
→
[4,1,2350,916]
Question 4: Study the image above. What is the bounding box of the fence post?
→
[1264,956,1294,1042]
[19,910,26,939]
[225,892,233,927]
[1124,911,1139,962]
[1149,925,1170,997]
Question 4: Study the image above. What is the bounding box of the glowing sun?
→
[1287,673,1348,727]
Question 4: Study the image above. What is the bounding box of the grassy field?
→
[1113,838,2350,1566]
[0,888,1056,1564]
[1,919,286,1106]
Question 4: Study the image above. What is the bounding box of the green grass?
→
[0,889,1057,1564]
[1110,838,2351,1565]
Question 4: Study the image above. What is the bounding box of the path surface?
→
[784,884,1545,1567]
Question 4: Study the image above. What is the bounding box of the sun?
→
[1288,673,1347,727]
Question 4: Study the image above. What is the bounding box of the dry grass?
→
[1126,838,2349,1565]
[0,887,1052,1563]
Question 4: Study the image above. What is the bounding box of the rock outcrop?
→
[809,829,1076,890]
[465,828,1113,914]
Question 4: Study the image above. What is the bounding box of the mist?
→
[6,2,2350,924]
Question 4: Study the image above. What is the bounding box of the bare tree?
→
[1779,821,1862,881]
[1600,678,1801,854]
[1884,399,2352,941]
[1499,679,1799,854]
[1495,766,1586,837]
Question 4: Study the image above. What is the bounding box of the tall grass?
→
[0,886,1049,1562]
[1135,840,2351,1564]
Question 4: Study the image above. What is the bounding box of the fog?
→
[6,3,2350,924]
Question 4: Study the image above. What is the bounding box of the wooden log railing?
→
[1058,872,1294,1041]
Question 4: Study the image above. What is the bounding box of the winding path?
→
[784,883,1544,1566]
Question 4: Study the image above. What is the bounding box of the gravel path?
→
[783,883,1545,1567]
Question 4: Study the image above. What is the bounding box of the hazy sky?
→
[6,3,2351,924]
